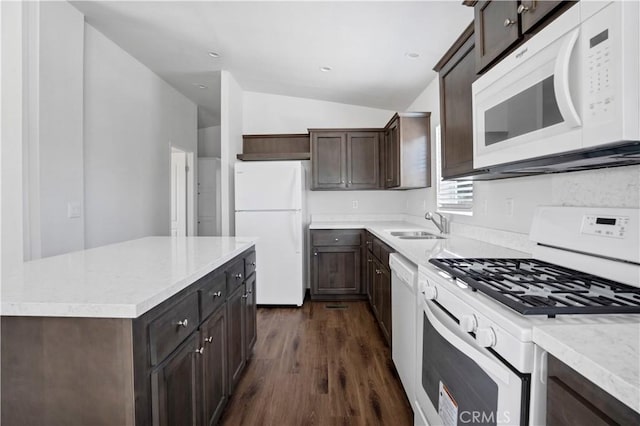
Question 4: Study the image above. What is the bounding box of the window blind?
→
[435,125,474,214]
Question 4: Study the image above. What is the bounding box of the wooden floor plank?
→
[220,301,413,426]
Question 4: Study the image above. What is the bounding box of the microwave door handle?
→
[424,300,511,385]
[553,28,581,128]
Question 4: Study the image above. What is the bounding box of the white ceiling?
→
[71,1,473,128]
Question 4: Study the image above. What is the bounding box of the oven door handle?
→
[424,301,511,385]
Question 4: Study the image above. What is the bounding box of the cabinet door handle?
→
[504,18,516,27]
[314,252,318,256]
[248,289,253,294]
[241,294,248,299]
[334,238,339,241]
[249,261,256,266]
[368,259,372,263]
[210,291,222,298]
[176,319,189,328]
[235,273,243,280]
[205,336,213,343]
[376,269,382,275]
[386,178,392,182]
[195,347,204,355]
[517,3,530,14]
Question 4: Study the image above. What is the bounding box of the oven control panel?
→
[581,215,628,239]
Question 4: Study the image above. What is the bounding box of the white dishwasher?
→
[389,253,418,414]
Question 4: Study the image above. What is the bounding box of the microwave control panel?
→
[581,215,628,239]
[584,5,615,124]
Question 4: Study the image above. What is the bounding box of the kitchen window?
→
[435,125,473,215]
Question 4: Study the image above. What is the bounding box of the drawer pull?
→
[205,336,213,343]
[235,273,243,280]
[241,294,248,299]
[376,269,382,275]
[248,289,253,294]
[195,347,204,355]
[249,261,256,266]
[210,291,222,298]
[504,18,516,27]
[335,238,339,241]
[176,319,189,328]
[517,4,529,14]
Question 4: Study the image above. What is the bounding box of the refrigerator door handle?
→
[290,211,302,254]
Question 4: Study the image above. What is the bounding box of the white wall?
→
[198,126,221,158]
[405,79,640,234]
[36,2,85,258]
[220,71,244,236]
[84,24,197,248]
[242,91,404,218]
[243,91,394,134]
[1,1,25,271]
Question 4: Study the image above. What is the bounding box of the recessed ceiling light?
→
[320,66,332,72]
[208,51,220,58]
[406,52,420,59]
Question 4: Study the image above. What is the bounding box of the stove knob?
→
[423,286,438,300]
[459,314,477,333]
[475,327,496,348]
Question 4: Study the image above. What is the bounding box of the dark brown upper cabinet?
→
[434,23,477,179]
[347,131,380,189]
[310,129,382,190]
[311,131,346,189]
[383,112,431,189]
[473,0,573,73]
[519,0,566,33]
[474,0,520,73]
[384,119,400,188]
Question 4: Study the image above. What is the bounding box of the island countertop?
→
[1,236,257,318]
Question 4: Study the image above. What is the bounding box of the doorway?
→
[170,147,194,237]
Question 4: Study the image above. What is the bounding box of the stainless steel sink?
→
[389,231,445,240]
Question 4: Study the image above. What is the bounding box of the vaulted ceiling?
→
[72,1,473,128]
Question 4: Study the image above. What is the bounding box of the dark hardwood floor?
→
[220,301,413,426]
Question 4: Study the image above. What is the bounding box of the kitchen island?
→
[1,236,258,426]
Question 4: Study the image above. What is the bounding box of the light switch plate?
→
[67,202,81,219]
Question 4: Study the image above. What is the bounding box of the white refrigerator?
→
[234,161,306,306]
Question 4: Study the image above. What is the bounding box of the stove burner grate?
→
[429,258,640,317]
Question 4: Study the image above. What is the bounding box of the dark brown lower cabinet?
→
[201,307,227,426]
[377,265,391,345]
[365,232,393,347]
[227,285,246,393]
[312,246,362,296]
[244,274,257,359]
[547,354,640,425]
[151,333,200,426]
[366,252,376,305]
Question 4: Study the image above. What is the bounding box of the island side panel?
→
[1,317,136,426]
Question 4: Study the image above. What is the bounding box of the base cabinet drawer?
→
[149,292,199,366]
[311,229,363,247]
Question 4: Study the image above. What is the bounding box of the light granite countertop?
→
[533,322,640,413]
[310,219,529,267]
[1,236,256,318]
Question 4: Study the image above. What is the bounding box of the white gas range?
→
[415,206,640,426]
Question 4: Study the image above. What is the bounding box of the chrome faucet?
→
[425,211,449,234]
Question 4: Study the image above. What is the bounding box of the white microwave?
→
[472,1,639,169]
